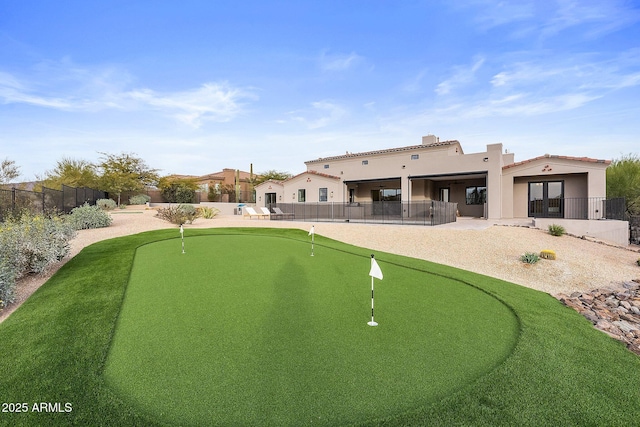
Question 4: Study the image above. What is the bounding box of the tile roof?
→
[503,154,610,170]
[284,170,341,182]
[304,140,459,164]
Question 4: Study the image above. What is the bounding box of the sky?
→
[1,0,639,181]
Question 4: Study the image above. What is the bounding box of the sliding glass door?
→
[528,181,563,218]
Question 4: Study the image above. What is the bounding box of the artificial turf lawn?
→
[103,235,517,426]
[0,227,639,426]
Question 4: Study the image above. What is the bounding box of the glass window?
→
[373,188,401,201]
[466,186,486,205]
[319,188,328,202]
[323,164,329,169]
[411,154,419,160]
[298,189,306,202]
[362,160,368,165]
[528,181,563,218]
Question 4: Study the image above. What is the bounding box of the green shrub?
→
[67,203,113,230]
[520,252,540,264]
[96,198,117,210]
[637,258,640,267]
[158,177,199,203]
[197,206,220,219]
[156,204,201,225]
[548,224,566,236]
[0,212,76,307]
[129,194,151,205]
[0,261,16,310]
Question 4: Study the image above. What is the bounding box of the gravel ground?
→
[2,208,639,323]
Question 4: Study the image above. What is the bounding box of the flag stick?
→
[311,232,314,256]
[368,274,377,326]
[367,254,382,326]
[368,254,380,326]
[180,224,185,254]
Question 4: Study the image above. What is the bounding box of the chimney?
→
[422,134,439,145]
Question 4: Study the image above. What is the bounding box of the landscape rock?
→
[557,286,640,356]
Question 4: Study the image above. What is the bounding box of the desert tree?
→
[41,157,99,190]
[606,153,640,215]
[0,158,20,187]
[254,170,293,185]
[97,152,159,206]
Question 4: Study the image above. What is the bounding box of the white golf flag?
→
[309,225,315,236]
[369,256,383,280]
[180,224,184,236]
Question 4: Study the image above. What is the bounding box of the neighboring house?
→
[256,171,341,205]
[165,168,258,202]
[195,168,257,202]
[255,135,627,244]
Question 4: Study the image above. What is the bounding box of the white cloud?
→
[402,69,429,93]
[0,62,255,128]
[540,0,640,39]
[435,56,485,95]
[288,100,348,129]
[453,0,640,40]
[318,51,363,71]
[467,0,535,30]
[127,83,255,127]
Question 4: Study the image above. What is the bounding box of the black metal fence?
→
[531,197,626,220]
[268,200,459,226]
[0,185,107,221]
[630,215,640,245]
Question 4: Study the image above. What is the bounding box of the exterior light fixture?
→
[483,157,489,162]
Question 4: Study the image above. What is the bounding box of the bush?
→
[96,198,117,210]
[197,206,220,219]
[67,203,113,230]
[0,261,16,310]
[157,177,199,203]
[520,252,540,264]
[548,224,566,237]
[0,212,76,307]
[637,258,640,267]
[156,204,201,225]
[129,194,150,205]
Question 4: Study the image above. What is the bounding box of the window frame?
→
[319,187,328,202]
[465,186,487,205]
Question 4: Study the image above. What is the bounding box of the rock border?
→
[558,280,640,356]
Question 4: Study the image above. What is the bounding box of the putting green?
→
[104,234,519,426]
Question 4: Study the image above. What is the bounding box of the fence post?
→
[11,187,16,212]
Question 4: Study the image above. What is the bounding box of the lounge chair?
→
[259,207,272,219]
[244,207,265,219]
[273,207,295,219]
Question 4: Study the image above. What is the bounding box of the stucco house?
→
[255,135,627,244]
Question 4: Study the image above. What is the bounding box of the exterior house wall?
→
[255,180,284,205]
[306,141,503,218]
[284,174,342,203]
[255,172,341,205]
[262,137,609,229]
[502,157,608,218]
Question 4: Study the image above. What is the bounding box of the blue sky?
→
[1,1,639,180]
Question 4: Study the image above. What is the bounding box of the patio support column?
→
[402,175,411,218]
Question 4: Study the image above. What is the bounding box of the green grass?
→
[104,235,517,426]
[0,227,638,426]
